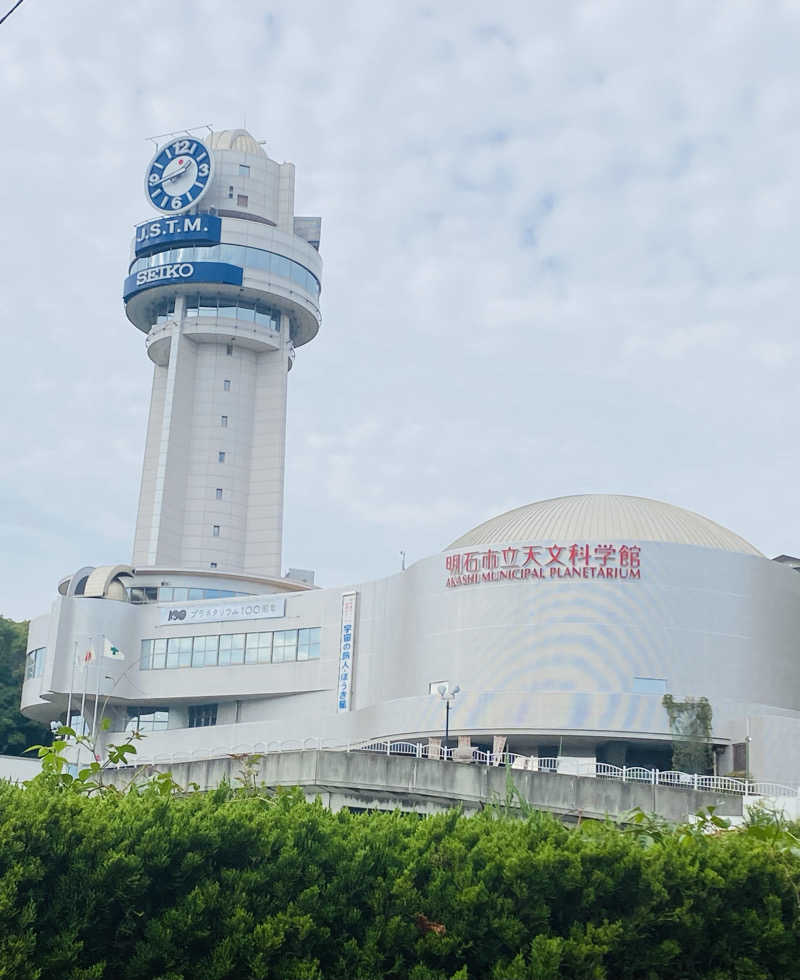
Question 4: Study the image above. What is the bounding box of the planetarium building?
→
[20,129,800,787]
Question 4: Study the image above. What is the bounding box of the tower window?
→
[237,194,248,208]
[218,451,226,463]
[210,562,217,569]
[223,379,231,391]
[228,185,234,198]
[238,164,250,177]
[216,488,223,500]
[226,343,233,356]
[212,525,220,537]
[221,415,228,427]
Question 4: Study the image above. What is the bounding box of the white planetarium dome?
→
[446,494,763,556]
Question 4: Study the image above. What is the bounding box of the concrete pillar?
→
[453,735,473,763]
[428,736,442,760]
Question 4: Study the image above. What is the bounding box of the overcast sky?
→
[2,0,799,620]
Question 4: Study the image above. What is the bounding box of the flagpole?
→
[91,634,102,744]
[78,643,89,767]
[66,640,77,731]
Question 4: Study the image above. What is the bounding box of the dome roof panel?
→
[208,129,265,155]
[446,494,762,556]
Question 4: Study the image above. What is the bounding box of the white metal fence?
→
[126,737,800,799]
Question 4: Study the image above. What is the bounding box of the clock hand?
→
[152,161,192,187]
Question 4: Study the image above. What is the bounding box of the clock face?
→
[144,137,214,213]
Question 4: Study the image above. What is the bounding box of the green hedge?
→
[0,780,798,980]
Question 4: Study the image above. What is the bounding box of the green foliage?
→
[662,694,713,773]
[0,778,798,980]
[0,616,51,756]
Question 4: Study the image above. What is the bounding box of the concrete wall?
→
[104,750,744,823]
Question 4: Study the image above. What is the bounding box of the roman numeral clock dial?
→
[145,137,214,213]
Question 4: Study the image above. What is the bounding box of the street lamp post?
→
[436,683,460,760]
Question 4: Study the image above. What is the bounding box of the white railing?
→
[123,738,800,799]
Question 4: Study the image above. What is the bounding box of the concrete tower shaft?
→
[125,129,322,578]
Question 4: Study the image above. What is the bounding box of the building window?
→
[210,562,217,569]
[228,185,234,198]
[68,710,89,736]
[216,488,223,500]
[297,627,321,661]
[237,194,248,208]
[188,704,218,728]
[226,343,233,356]
[218,451,226,463]
[141,629,321,671]
[238,164,250,177]
[192,635,219,668]
[245,631,272,664]
[218,633,246,666]
[166,636,193,669]
[223,379,231,391]
[24,647,46,680]
[126,707,169,733]
[220,415,228,427]
[212,525,220,537]
[272,629,298,663]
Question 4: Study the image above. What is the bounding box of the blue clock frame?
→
[145,136,214,214]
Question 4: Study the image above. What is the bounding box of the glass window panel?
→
[188,704,218,727]
[254,307,269,327]
[247,247,268,271]
[69,711,89,736]
[219,244,239,264]
[127,707,169,733]
[188,588,204,600]
[230,633,245,665]
[236,301,255,322]
[172,588,189,601]
[219,303,237,319]
[157,587,173,601]
[272,629,298,663]
[239,164,250,176]
[272,255,291,279]
[144,587,158,601]
[199,297,217,317]
[192,635,218,667]
[184,295,199,316]
[246,632,272,664]
[167,636,191,669]
[140,639,152,670]
[298,627,321,661]
[152,639,167,670]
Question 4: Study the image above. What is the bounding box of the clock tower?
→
[124,129,322,578]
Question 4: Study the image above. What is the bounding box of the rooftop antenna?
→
[145,124,214,146]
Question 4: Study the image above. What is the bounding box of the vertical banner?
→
[337,591,357,712]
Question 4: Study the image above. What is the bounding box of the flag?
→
[103,638,125,661]
[77,646,96,666]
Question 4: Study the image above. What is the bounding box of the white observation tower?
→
[124,129,322,579]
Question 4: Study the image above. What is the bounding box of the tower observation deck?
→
[124,129,322,578]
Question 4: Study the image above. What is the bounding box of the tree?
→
[0,615,51,756]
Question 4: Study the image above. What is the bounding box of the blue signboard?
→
[123,261,243,302]
[134,213,222,258]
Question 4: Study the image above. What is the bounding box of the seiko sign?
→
[134,212,222,258]
[123,261,243,302]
